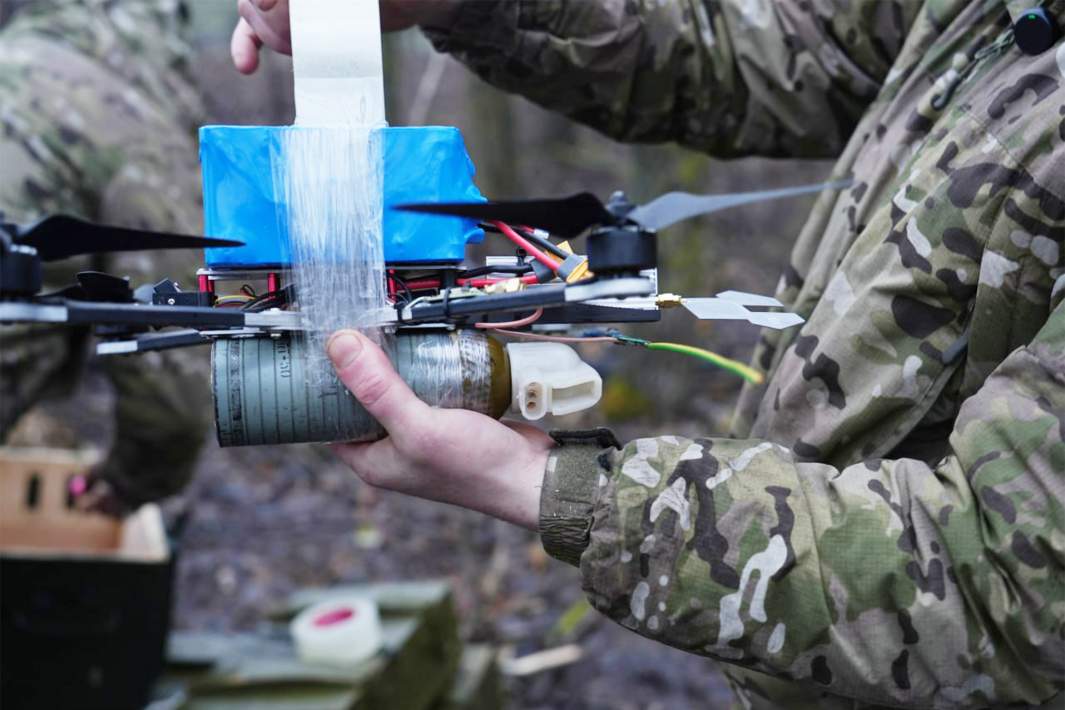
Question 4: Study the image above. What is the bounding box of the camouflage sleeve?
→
[97,351,210,508]
[0,1,209,506]
[0,324,83,437]
[540,304,1065,707]
[425,0,920,158]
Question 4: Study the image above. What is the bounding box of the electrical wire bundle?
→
[395,219,765,385]
[213,284,292,312]
[213,284,259,308]
[386,221,575,300]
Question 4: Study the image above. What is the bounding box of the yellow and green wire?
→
[493,328,766,385]
[615,335,764,385]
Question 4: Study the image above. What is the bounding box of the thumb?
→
[327,330,428,432]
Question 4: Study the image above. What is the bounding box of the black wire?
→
[242,296,280,312]
[479,221,569,259]
[459,264,533,279]
[241,285,293,312]
[389,273,415,304]
[520,230,569,259]
[240,293,270,311]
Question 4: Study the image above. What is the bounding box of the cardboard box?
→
[0,447,173,710]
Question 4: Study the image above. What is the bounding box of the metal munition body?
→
[212,330,511,446]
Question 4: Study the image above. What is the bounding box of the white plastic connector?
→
[506,342,602,420]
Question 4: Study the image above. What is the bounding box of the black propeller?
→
[14,214,244,261]
[397,179,850,237]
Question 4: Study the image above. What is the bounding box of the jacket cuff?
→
[539,429,619,567]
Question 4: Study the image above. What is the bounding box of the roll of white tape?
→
[290,596,382,667]
[290,0,386,126]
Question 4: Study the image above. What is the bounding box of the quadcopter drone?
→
[0,180,845,358]
[1,176,850,446]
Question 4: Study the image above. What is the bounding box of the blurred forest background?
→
[57,3,832,708]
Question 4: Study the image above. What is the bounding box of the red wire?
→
[387,269,398,300]
[402,277,442,291]
[463,274,539,287]
[402,273,540,291]
[492,221,559,272]
[475,307,544,329]
[399,222,555,293]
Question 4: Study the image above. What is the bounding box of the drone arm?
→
[424,2,917,158]
[63,301,250,328]
[96,330,208,355]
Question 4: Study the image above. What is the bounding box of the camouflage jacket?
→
[429,1,1065,708]
[0,0,208,506]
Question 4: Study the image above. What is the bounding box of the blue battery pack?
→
[200,125,485,267]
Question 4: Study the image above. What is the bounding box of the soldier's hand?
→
[231,0,459,74]
[327,330,551,530]
[232,0,290,74]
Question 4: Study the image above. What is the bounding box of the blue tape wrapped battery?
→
[199,125,485,267]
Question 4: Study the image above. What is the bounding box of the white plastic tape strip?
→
[289,0,386,126]
[291,596,383,667]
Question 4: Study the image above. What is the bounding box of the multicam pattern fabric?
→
[430,1,1065,707]
[0,0,208,506]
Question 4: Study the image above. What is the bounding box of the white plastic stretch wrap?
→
[275,125,391,386]
[407,329,493,413]
[280,0,391,389]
